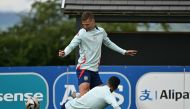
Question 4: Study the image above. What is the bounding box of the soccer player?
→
[61,76,121,109]
[59,11,137,97]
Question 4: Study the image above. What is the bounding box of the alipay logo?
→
[139,89,190,101]
[139,89,153,101]
[53,72,131,109]
[136,72,190,109]
[0,73,49,109]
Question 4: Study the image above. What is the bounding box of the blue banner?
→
[0,66,189,109]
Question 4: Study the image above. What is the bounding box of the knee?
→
[79,83,90,91]
[79,83,90,96]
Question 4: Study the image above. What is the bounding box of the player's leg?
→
[79,82,90,96]
[76,69,91,97]
[90,71,103,89]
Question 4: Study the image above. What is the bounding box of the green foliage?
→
[97,23,137,32]
[0,0,76,66]
[161,23,170,32]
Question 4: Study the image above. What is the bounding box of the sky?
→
[0,0,47,30]
[0,0,47,12]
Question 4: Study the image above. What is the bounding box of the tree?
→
[0,0,76,66]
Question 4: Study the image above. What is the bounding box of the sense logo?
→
[53,72,131,109]
[0,73,49,109]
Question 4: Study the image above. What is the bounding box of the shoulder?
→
[77,28,86,36]
[79,28,86,33]
[97,26,107,37]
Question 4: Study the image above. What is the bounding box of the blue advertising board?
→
[0,66,189,109]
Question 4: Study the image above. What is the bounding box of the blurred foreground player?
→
[61,76,121,109]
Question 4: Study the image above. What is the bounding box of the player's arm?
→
[105,95,121,109]
[59,32,82,57]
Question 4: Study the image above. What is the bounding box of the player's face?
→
[82,18,95,31]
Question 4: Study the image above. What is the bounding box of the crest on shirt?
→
[84,76,88,81]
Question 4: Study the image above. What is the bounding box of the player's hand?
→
[58,50,65,57]
[125,50,138,56]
